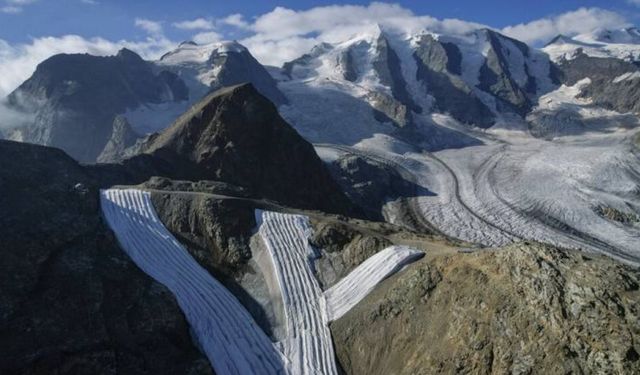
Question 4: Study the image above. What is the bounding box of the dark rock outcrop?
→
[309,219,393,288]
[332,243,640,374]
[413,34,495,127]
[372,34,422,114]
[96,116,140,163]
[327,154,416,220]
[477,29,532,116]
[555,52,637,86]
[547,52,640,118]
[0,140,211,375]
[133,83,356,215]
[6,49,187,162]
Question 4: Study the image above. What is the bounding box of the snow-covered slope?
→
[543,28,640,62]
[157,40,286,104]
[121,40,287,134]
[276,26,557,146]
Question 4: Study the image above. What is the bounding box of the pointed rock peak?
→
[149,83,271,148]
[138,81,356,215]
[545,34,574,46]
[179,40,198,47]
[310,42,334,55]
[204,82,260,102]
[373,22,386,36]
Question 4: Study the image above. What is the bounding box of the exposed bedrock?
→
[555,52,640,115]
[413,34,495,128]
[332,242,640,375]
[5,49,187,162]
[327,153,418,221]
[0,140,212,375]
[133,83,358,216]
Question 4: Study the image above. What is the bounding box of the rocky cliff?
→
[332,243,640,374]
[0,140,211,375]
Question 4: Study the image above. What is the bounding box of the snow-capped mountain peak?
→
[578,27,640,45]
[543,28,640,62]
[158,40,247,65]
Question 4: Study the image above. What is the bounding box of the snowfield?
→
[543,28,640,62]
[101,189,423,374]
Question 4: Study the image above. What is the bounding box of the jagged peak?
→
[545,34,575,47]
[159,40,248,64]
[160,83,265,133]
[178,40,198,47]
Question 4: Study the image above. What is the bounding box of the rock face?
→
[5,49,188,162]
[332,243,640,375]
[413,34,495,127]
[554,52,640,115]
[96,116,140,163]
[134,83,356,215]
[149,189,255,278]
[327,154,416,220]
[477,29,534,116]
[372,34,422,114]
[309,219,393,288]
[0,140,211,375]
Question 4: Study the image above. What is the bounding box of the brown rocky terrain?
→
[332,242,640,375]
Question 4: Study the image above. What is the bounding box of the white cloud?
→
[501,7,629,44]
[6,0,37,4]
[173,18,214,31]
[233,2,484,66]
[135,18,163,37]
[0,35,174,98]
[1,0,37,13]
[1,5,20,13]
[192,31,222,44]
[220,13,249,29]
[628,0,640,6]
[80,0,99,5]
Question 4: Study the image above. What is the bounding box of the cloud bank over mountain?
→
[0,3,633,97]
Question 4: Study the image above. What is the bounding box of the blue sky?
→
[1,0,638,44]
[0,1,638,96]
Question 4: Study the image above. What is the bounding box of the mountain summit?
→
[135,83,355,214]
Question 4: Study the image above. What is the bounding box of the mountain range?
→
[2,23,640,375]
